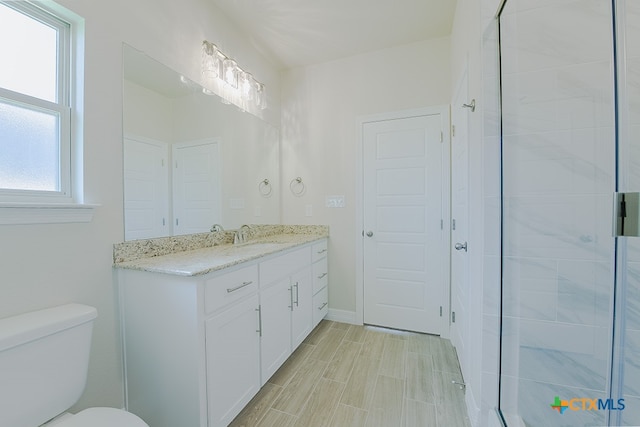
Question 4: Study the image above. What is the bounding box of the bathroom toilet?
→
[0,303,149,427]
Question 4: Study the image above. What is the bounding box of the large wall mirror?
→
[122,44,280,241]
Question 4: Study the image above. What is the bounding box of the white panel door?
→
[123,137,169,240]
[173,139,221,235]
[363,113,445,334]
[450,72,470,378]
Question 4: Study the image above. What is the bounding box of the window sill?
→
[0,203,99,225]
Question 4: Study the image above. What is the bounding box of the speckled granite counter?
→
[113,225,328,276]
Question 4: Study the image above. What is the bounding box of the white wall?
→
[0,0,280,412]
[280,37,451,316]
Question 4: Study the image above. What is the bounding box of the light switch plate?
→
[326,195,345,208]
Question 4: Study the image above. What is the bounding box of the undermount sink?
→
[222,241,288,255]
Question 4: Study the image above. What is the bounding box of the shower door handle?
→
[455,242,468,252]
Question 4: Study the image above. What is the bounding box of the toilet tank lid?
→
[0,304,97,353]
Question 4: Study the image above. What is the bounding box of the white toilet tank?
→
[0,304,98,427]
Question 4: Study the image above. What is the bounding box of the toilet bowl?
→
[0,304,150,427]
[44,408,148,427]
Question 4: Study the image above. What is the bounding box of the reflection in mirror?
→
[122,44,280,241]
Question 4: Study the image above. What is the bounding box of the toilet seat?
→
[51,407,148,427]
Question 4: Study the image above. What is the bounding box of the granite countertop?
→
[114,230,327,277]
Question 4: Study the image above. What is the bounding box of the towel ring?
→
[290,177,306,197]
[259,178,272,197]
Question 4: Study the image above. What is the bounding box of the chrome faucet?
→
[210,224,224,232]
[234,225,251,244]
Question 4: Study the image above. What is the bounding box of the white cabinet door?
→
[291,267,313,349]
[206,295,261,427]
[260,278,293,384]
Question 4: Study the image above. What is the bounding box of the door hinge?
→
[440,219,443,230]
[161,159,165,167]
[452,311,456,323]
[176,218,179,226]
[162,218,166,226]
[440,306,443,317]
[440,131,443,143]
[452,124,456,137]
[452,219,456,230]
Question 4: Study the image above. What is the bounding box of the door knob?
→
[366,231,374,237]
[454,242,467,252]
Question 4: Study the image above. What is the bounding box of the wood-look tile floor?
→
[229,320,472,427]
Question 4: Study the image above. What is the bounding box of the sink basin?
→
[219,241,288,256]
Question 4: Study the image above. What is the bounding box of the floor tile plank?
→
[339,355,381,409]
[272,360,328,415]
[293,378,345,427]
[329,404,368,427]
[229,383,283,427]
[365,375,404,427]
[379,335,407,378]
[323,340,363,382]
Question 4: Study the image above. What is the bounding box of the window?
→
[0,1,92,223]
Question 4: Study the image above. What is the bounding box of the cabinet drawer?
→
[312,258,328,294]
[260,247,311,287]
[312,286,328,327]
[311,240,328,263]
[205,264,259,314]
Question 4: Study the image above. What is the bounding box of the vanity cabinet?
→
[311,240,329,327]
[259,247,312,384]
[118,238,327,427]
[206,295,261,427]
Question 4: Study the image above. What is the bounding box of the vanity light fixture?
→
[201,41,221,79]
[201,39,266,110]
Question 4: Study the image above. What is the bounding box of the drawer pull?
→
[226,281,253,293]
[317,249,327,254]
[317,272,328,279]
[317,302,328,310]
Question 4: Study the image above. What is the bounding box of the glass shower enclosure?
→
[498,1,640,426]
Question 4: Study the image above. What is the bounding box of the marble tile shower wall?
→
[500,1,615,426]
[622,3,640,424]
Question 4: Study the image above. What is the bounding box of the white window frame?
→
[0,1,95,224]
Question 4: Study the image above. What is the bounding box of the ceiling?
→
[208,0,458,70]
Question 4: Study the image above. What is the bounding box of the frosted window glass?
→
[0,3,58,103]
[0,101,60,191]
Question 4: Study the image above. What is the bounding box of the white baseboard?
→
[326,308,359,325]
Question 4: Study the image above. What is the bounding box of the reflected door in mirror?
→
[124,137,170,240]
[173,139,222,235]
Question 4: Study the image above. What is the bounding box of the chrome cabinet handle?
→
[454,242,468,252]
[317,302,328,310]
[294,282,299,307]
[317,249,327,254]
[226,281,253,293]
[255,305,262,336]
[288,287,294,311]
[317,272,328,279]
